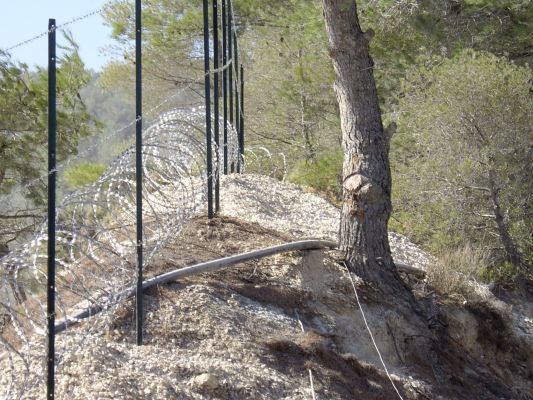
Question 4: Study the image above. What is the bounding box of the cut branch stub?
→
[343,173,386,203]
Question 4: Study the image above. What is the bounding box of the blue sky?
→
[0,0,114,71]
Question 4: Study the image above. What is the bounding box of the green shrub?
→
[391,50,532,267]
[480,262,525,288]
[288,150,343,200]
[64,162,106,189]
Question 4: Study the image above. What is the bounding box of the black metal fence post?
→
[240,64,244,172]
[222,0,228,175]
[234,33,240,173]
[47,18,57,400]
[203,0,214,219]
[135,0,144,346]
[213,0,220,213]
[227,0,233,173]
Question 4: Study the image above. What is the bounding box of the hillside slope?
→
[2,174,531,399]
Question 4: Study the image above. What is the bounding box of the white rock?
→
[192,373,219,390]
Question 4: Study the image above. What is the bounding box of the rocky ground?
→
[1,174,531,399]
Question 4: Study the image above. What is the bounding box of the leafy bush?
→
[480,262,526,289]
[288,150,342,200]
[391,50,532,267]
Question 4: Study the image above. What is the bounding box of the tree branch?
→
[433,176,490,193]
[0,213,42,220]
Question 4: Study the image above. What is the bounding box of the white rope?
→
[295,310,317,400]
[308,370,316,400]
[342,262,405,400]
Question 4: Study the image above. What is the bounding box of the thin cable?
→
[308,370,316,400]
[342,262,405,400]
[295,310,317,400]
[57,10,103,31]
[3,9,103,53]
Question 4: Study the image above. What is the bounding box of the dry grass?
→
[262,332,408,399]
[427,243,488,298]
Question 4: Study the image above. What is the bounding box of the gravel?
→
[220,174,434,271]
[0,173,436,399]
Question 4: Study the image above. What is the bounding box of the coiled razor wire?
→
[0,106,241,399]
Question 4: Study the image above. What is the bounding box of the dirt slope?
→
[2,174,531,399]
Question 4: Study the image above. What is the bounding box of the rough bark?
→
[321,0,396,285]
[321,5,443,381]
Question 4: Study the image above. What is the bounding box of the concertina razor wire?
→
[0,107,242,398]
[0,3,292,396]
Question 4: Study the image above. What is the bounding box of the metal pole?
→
[240,64,244,172]
[135,0,144,346]
[47,18,57,400]
[213,0,220,213]
[227,0,233,172]
[234,32,240,173]
[222,0,228,175]
[203,0,214,219]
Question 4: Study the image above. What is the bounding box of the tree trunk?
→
[320,4,449,379]
[488,170,523,268]
[322,0,396,284]
[297,48,315,161]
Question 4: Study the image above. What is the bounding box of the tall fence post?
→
[234,32,240,173]
[203,0,214,219]
[213,0,220,213]
[227,0,234,173]
[47,18,57,400]
[222,0,228,175]
[135,0,144,346]
[240,64,244,172]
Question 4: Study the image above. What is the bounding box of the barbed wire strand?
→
[3,9,103,53]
